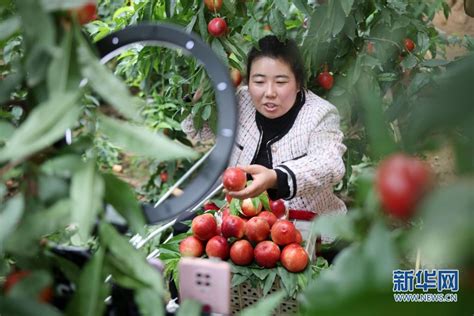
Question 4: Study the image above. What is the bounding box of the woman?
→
[182,35,347,242]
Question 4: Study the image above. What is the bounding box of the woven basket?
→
[230,280,298,315]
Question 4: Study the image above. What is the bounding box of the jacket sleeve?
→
[274,105,346,200]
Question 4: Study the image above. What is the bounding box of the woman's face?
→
[248,57,299,119]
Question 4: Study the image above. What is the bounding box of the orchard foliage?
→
[1,0,473,315]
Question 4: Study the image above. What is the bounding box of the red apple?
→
[222,167,246,191]
[254,241,280,268]
[204,0,222,11]
[245,217,270,243]
[281,243,309,272]
[230,68,242,87]
[207,17,227,37]
[69,2,97,25]
[219,207,230,219]
[270,220,296,246]
[203,201,219,211]
[404,38,415,52]
[294,229,303,245]
[179,236,204,257]
[205,236,229,260]
[191,213,217,241]
[230,240,254,266]
[257,211,278,228]
[3,270,53,302]
[269,199,286,218]
[221,215,245,239]
[241,198,262,217]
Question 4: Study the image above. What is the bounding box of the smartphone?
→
[178,257,231,315]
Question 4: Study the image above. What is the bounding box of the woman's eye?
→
[276,81,288,85]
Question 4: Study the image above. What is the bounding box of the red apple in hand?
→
[254,241,280,268]
[271,220,296,246]
[230,240,254,266]
[179,236,204,257]
[206,236,229,260]
[241,198,262,217]
[245,217,270,242]
[281,243,309,272]
[191,214,217,241]
[269,199,286,218]
[222,167,246,191]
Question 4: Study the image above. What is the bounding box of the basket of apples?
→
[175,167,327,314]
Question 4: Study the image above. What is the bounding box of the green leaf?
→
[251,268,271,280]
[262,270,276,296]
[201,104,212,121]
[70,161,105,242]
[274,1,290,16]
[211,39,228,66]
[0,92,81,163]
[269,9,286,38]
[231,273,249,287]
[103,173,146,235]
[98,114,197,161]
[197,1,208,40]
[0,71,23,104]
[411,182,474,266]
[0,296,62,316]
[292,0,310,16]
[47,30,80,96]
[16,0,55,86]
[5,199,71,256]
[77,38,143,122]
[67,247,108,316]
[330,1,347,37]
[240,290,286,316]
[0,17,21,41]
[0,194,24,246]
[176,299,202,316]
[420,59,450,67]
[40,154,84,178]
[356,73,397,159]
[259,192,270,211]
[311,212,357,242]
[277,266,297,297]
[41,0,93,11]
[340,0,354,16]
[229,198,241,216]
[99,222,165,294]
[135,287,166,316]
[400,54,417,70]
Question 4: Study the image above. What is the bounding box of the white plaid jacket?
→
[182,86,347,219]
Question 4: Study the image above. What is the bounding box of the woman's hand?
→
[227,165,277,199]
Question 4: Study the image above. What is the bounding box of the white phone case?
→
[178,257,231,315]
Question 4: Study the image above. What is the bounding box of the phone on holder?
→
[178,257,231,315]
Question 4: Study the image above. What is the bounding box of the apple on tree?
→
[207,17,227,37]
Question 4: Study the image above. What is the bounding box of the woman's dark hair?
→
[246,35,306,89]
